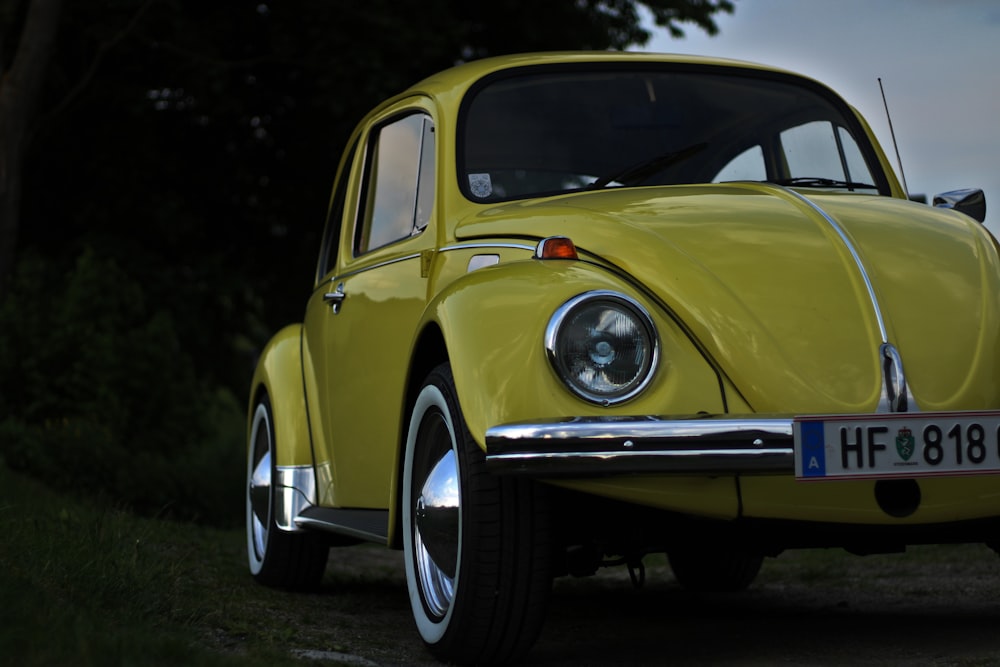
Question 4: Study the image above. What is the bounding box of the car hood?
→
[454,183,1000,413]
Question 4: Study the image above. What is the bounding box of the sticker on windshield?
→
[468,173,492,199]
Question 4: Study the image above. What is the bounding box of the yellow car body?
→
[246,52,998,664]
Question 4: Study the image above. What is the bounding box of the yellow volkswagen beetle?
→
[246,52,996,664]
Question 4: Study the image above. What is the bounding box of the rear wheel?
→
[403,364,552,665]
[246,393,328,589]
[667,545,763,592]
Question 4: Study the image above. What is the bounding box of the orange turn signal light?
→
[534,236,578,260]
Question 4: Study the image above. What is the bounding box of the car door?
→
[302,101,437,510]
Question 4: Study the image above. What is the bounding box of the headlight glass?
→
[546,292,658,404]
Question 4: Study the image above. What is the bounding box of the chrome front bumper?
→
[484,416,794,476]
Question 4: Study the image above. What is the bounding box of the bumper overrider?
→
[484,416,794,476]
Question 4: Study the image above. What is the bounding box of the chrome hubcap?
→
[414,431,460,618]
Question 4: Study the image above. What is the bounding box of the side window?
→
[355,113,435,255]
[713,145,766,182]
[837,126,872,186]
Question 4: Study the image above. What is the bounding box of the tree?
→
[0,0,61,297]
[1,0,732,299]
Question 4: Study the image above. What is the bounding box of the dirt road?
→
[305,543,1000,666]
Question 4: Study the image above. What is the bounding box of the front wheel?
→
[246,393,328,589]
[402,364,552,665]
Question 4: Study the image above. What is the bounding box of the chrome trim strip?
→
[331,252,422,282]
[779,187,888,343]
[439,242,536,253]
[330,243,534,283]
[294,513,387,543]
[485,417,794,476]
[274,465,317,532]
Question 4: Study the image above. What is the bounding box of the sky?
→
[640,0,1000,235]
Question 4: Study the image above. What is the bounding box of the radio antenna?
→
[878,77,910,197]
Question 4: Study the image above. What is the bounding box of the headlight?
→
[545,291,658,405]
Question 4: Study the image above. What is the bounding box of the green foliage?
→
[0,249,245,524]
[0,463,308,666]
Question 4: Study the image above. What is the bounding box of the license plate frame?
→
[793,410,1000,480]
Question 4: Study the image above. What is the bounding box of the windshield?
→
[459,65,889,202]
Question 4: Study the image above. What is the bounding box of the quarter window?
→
[780,120,877,190]
[355,113,435,255]
[316,137,359,280]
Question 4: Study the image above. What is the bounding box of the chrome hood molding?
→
[778,186,915,414]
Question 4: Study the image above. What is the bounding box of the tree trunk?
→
[0,0,63,296]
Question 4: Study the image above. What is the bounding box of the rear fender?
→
[248,324,314,468]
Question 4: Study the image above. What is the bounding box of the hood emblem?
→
[878,343,915,413]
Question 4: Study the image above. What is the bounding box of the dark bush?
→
[0,249,245,525]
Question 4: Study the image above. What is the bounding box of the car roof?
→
[400,51,804,104]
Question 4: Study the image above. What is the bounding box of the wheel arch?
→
[386,260,608,548]
[389,321,450,549]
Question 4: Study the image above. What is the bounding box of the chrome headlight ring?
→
[545,291,659,405]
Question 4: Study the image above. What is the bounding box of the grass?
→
[0,461,390,666]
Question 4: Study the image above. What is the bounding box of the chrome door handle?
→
[323,283,346,313]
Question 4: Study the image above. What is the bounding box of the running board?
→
[294,506,389,544]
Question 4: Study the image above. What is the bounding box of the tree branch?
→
[35,0,157,134]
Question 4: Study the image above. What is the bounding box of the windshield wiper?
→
[770,176,877,190]
[588,142,708,190]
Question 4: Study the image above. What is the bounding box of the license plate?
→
[793,411,1000,480]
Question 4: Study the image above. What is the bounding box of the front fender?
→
[249,324,313,468]
[424,258,727,448]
